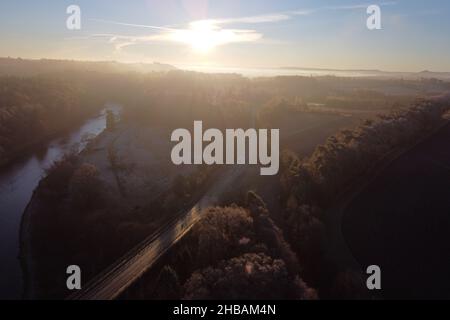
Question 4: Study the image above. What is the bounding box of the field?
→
[343,122,450,299]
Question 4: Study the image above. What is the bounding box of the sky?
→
[1,0,450,71]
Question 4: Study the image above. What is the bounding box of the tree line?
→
[277,98,450,297]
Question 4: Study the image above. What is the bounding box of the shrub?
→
[194,206,254,266]
[183,253,316,300]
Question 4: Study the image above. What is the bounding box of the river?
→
[0,104,120,299]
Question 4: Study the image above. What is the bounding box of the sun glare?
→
[169,20,221,54]
[187,23,218,53]
[168,20,260,54]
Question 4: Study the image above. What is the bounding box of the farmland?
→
[343,122,450,299]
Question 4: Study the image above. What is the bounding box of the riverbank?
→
[17,118,111,299]
[19,187,40,299]
[0,106,118,299]
[0,109,101,170]
[18,118,195,298]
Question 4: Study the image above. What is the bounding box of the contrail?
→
[90,18,176,31]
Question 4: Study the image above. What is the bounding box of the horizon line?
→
[1,56,450,75]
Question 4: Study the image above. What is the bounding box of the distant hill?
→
[279,66,450,80]
[417,70,450,79]
[0,57,177,76]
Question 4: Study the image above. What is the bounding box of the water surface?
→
[0,105,120,299]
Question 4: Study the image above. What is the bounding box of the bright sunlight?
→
[168,20,262,54]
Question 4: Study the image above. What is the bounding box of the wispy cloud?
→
[90,17,266,53]
[91,22,263,53]
[211,13,291,24]
[90,2,398,52]
[89,9,309,52]
[322,1,397,11]
[90,18,175,31]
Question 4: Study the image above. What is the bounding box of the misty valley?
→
[0,57,450,301]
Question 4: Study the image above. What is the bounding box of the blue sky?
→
[1,0,450,71]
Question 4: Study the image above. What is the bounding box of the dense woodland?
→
[0,76,98,165]
[0,69,144,166]
[142,197,317,300]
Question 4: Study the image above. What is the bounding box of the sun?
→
[186,20,220,53]
[170,20,229,54]
[165,19,262,55]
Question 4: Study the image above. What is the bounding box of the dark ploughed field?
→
[343,122,450,299]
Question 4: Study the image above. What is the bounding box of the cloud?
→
[90,18,175,31]
[89,11,298,52]
[322,1,397,11]
[91,33,158,49]
[91,17,266,53]
[212,13,291,24]
[90,2,398,52]
[92,25,262,53]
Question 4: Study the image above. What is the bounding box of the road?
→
[70,106,258,300]
[69,166,244,300]
[69,112,355,300]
